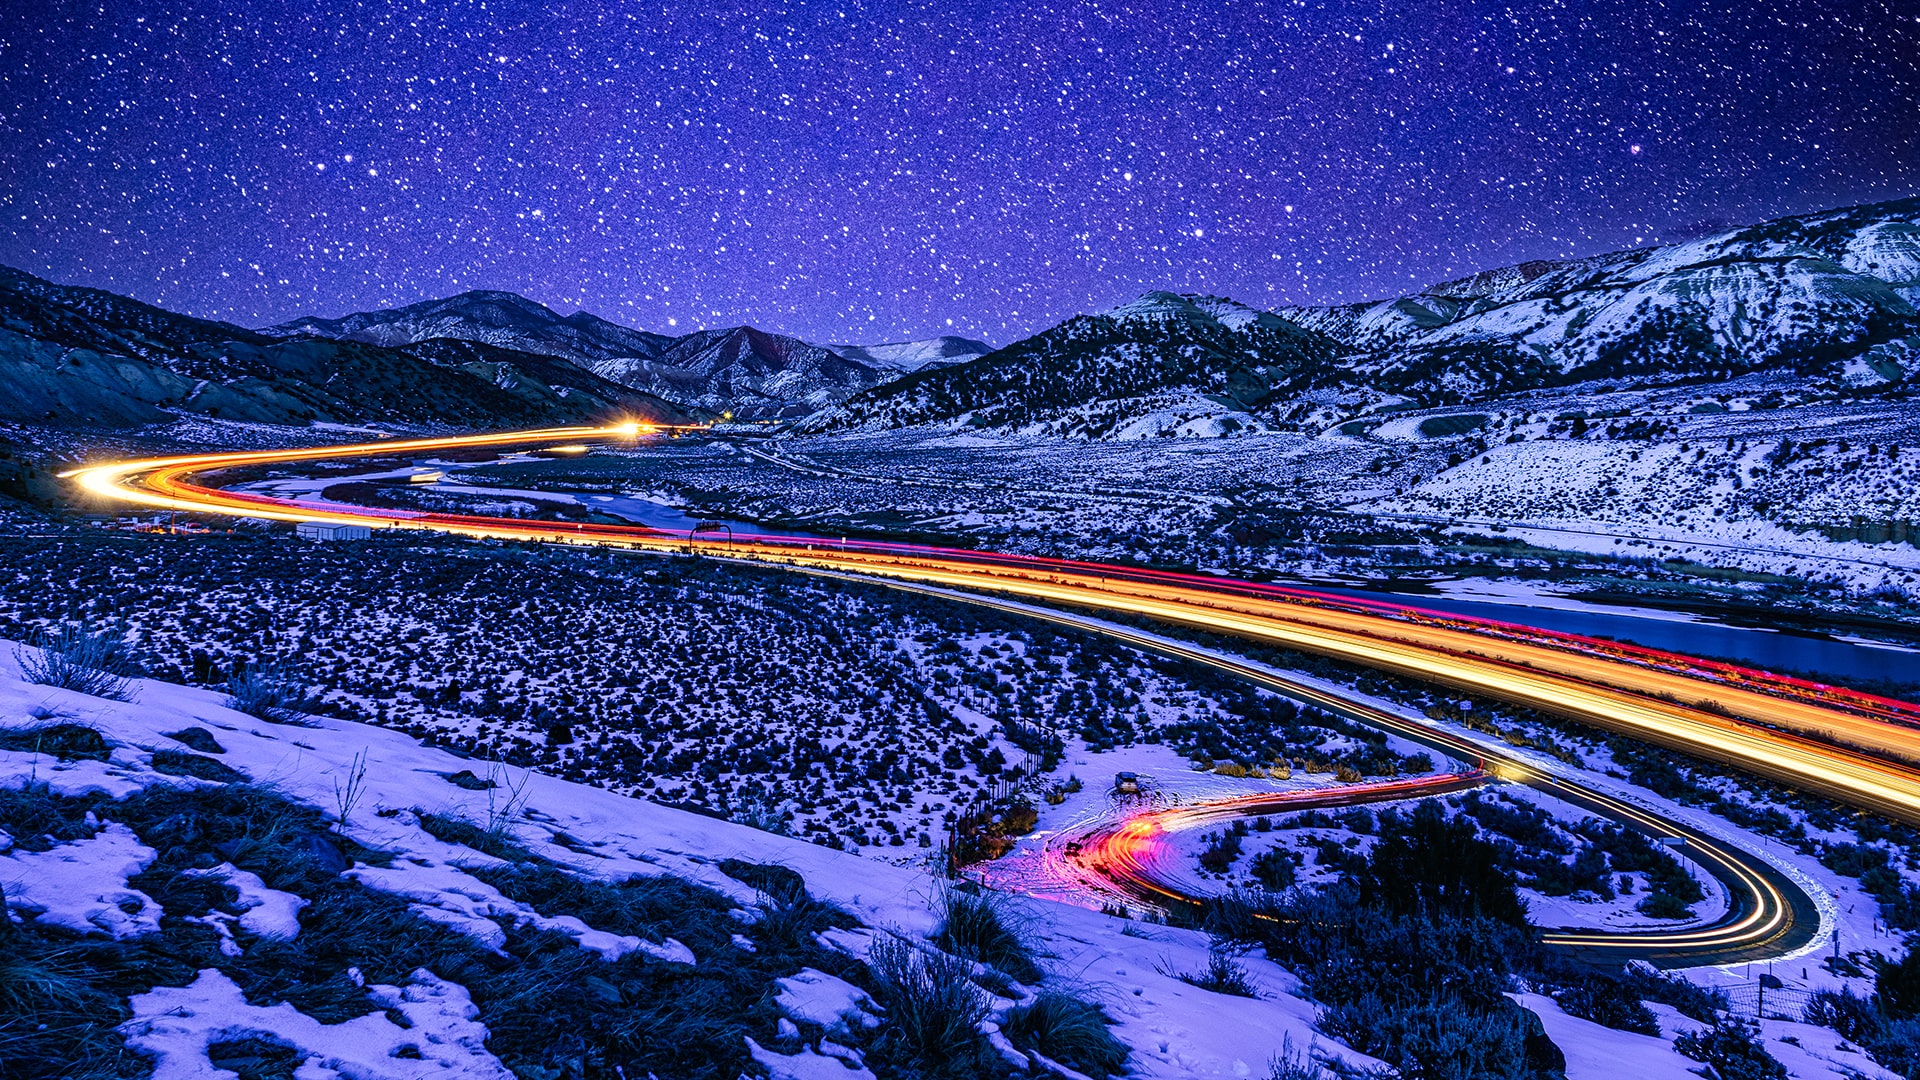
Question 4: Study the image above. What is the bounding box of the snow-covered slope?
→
[592,325,892,416]
[829,335,993,373]
[1275,198,1920,401]
[0,645,1395,1079]
[811,198,1920,440]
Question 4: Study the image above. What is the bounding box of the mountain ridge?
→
[0,266,692,430]
[803,197,1920,439]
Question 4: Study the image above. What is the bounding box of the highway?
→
[65,423,1920,963]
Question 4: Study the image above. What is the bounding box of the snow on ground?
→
[125,967,510,1080]
[0,819,161,938]
[776,968,882,1032]
[1513,993,1702,1080]
[181,863,305,939]
[1,613,1902,1077]
[0,645,1393,1079]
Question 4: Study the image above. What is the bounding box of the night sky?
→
[2,2,1916,346]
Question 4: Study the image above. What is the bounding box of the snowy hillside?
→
[1275,198,1920,405]
[810,198,1920,440]
[1,645,1392,1079]
[269,291,676,368]
[591,325,892,416]
[830,335,993,373]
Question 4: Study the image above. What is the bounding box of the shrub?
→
[1868,1018,1920,1077]
[1673,1021,1786,1080]
[1880,948,1920,1020]
[1635,891,1695,919]
[1553,973,1659,1036]
[1001,991,1129,1078]
[934,886,1040,983]
[1803,987,1879,1043]
[1357,802,1528,926]
[1199,830,1244,873]
[718,858,808,902]
[0,722,110,762]
[1267,1034,1324,1080]
[1179,945,1259,998]
[1251,849,1296,890]
[16,624,136,701]
[224,663,314,725]
[163,727,226,754]
[1319,992,1536,1080]
[865,935,994,1071]
[149,748,248,784]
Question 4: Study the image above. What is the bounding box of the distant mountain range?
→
[0,267,691,430]
[7,196,1914,437]
[0,269,992,430]
[808,197,1920,438]
[269,290,678,369]
[271,293,990,418]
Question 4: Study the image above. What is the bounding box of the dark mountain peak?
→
[267,289,674,366]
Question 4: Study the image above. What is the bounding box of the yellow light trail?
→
[68,425,1873,961]
[66,425,1920,833]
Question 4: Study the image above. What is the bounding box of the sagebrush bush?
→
[1001,990,1130,1078]
[16,624,136,701]
[1552,973,1659,1036]
[865,935,995,1073]
[0,722,111,762]
[934,885,1041,983]
[1176,944,1259,998]
[1803,987,1879,1043]
[1320,991,1537,1080]
[224,662,314,725]
[1673,1021,1786,1080]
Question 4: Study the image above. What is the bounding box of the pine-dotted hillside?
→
[805,292,1342,435]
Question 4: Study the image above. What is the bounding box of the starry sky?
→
[2,1,1916,346]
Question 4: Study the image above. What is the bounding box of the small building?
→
[296,521,371,542]
[408,470,445,484]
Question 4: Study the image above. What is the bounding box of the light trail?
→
[809,576,1807,965]
[64,425,1920,961]
[65,426,1920,828]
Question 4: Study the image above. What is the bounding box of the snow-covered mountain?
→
[589,325,892,417]
[0,267,690,429]
[828,335,992,373]
[801,290,1343,437]
[273,294,928,416]
[1274,198,1920,404]
[268,290,675,368]
[808,198,1920,439]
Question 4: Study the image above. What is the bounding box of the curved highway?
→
[64,424,1920,963]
